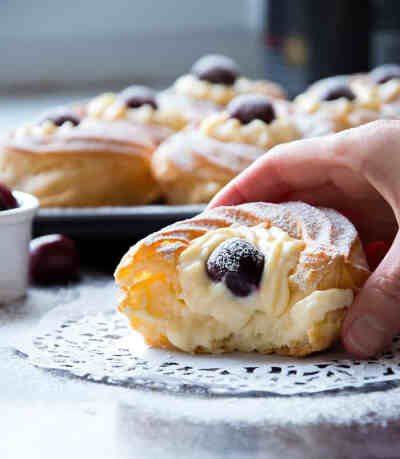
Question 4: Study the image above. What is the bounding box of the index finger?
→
[208,135,338,208]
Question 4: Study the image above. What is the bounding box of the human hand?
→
[210,120,400,358]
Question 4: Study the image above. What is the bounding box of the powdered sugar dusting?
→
[154,129,265,174]
[156,241,186,260]
[142,202,367,282]
[320,207,358,257]
[280,202,332,253]
[7,118,172,156]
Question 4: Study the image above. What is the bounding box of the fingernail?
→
[346,314,387,357]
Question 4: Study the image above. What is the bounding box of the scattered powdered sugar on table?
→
[7,275,400,459]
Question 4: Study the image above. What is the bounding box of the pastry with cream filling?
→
[151,94,299,204]
[0,88,174,207]
[115,202,369,356]
[294,79,382,137]
[350,64,400,119]
[170,54,287,107]
[158,54,286,123]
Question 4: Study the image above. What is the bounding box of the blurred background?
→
[0,3,398,90]
[0,0,270,91]
[0,0,398,124]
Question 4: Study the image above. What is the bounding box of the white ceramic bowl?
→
[0,191,39,303]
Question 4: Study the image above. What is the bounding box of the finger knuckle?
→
[371,271,400,304]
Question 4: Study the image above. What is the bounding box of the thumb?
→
[342,232,400,358]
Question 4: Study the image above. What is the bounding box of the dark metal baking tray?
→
[33,205,206,240]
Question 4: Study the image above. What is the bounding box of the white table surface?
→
[1,277,400,459]
[1,94,400,459]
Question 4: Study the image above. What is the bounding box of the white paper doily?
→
[17,282,400,396]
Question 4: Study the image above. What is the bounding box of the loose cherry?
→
[29,234,79,285]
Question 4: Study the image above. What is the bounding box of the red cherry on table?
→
[29,234,79,285]
[0,184,18,211]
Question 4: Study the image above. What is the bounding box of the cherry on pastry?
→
[227,94,276,125]
[119,85,158,110]
[0,183,18,211]
[191,54,239,86]
[44,112,80,127]
[206,238,265,297]
[319,84,356,102]
[370,64,400,85]
[29,234,79,285]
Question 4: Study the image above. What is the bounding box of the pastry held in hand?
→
[115,202,369,356]
[152,95,299,204]
[0,94,173,207]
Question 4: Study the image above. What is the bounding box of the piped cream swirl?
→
[199,112,299,149]
[87,92,187,131]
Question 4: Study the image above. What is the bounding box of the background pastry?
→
[349,64,400,119]
[171,54,287,107]
[151,94,299,205]
[294,79,382,137]
[0,94,174,207]
[351,63,400,88]
[115,202,370,356]
[87,86,188,132]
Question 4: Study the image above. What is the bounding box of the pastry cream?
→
[156,225,353,352]
[174,74,237,105]
[13,120,75,139]
[375,78,400,103]
[295,82,381,115]
[200,112,299,149]
[293,85,382,136]
[87,92,187,131]
[349,77,400,104]
[174,74,283,106]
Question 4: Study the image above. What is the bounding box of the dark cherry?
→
[370,64,400,84]
[319,84,356,102]
[29,234,79,285]
[191,54,239,86]
[0,183,18,211]
[119,85,158,109]
[44,112,80,127]
[227,94,276,125]
[206,238,265,297]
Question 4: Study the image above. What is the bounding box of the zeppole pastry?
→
[294,79,381,137]
[88,84,217,132]
[152,94,299,204]
[350,64,400,119]
[87,86,189,132]
[115,202,370,356]
[350,63,400,89]
[0,88,174,207]
[170,54,287,107]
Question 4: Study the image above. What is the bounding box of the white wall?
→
[1,1,249,39]
[0,0,267,90]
